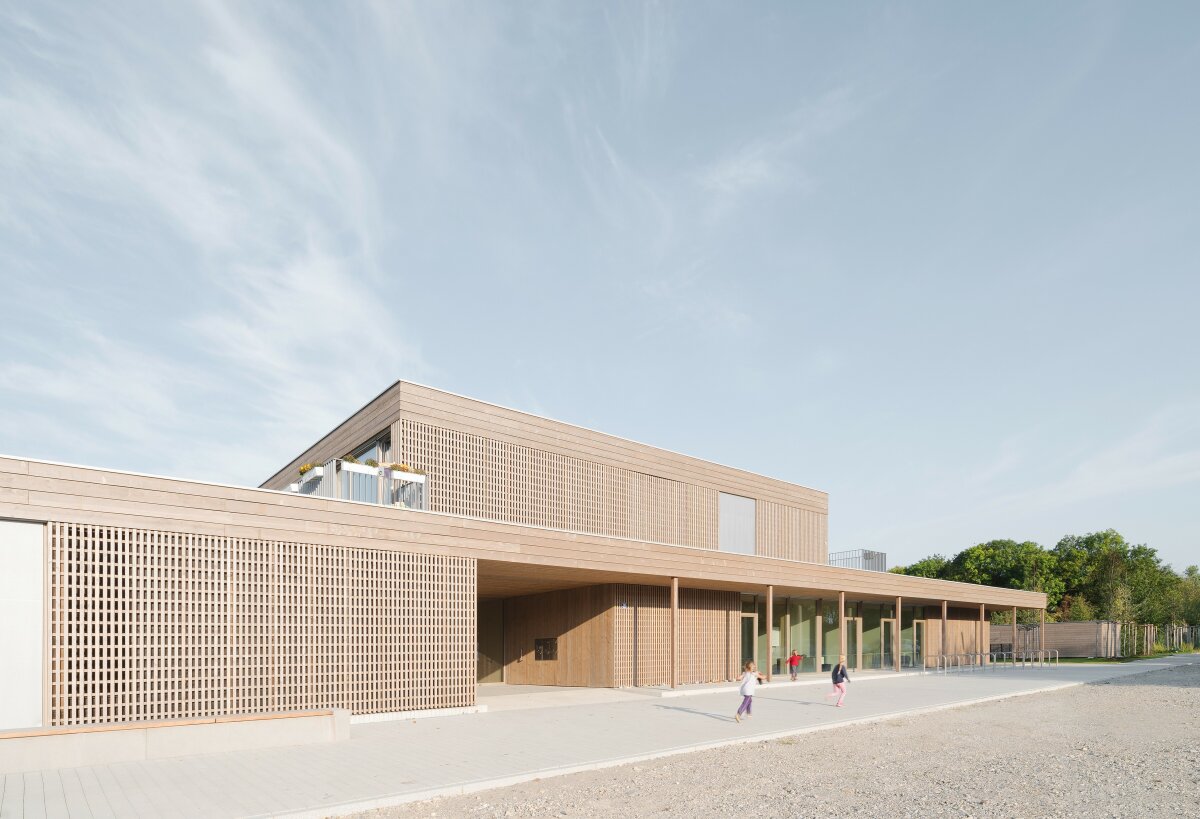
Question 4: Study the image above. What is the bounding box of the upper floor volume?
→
[261,380,831,565]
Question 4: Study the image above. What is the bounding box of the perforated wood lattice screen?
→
[47,522,475,726]
[403,420,719,549]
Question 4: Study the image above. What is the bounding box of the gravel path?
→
[360,662,1200,819]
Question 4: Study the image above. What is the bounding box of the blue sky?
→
[2,2,1198,571]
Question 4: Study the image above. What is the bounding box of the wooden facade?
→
[502,584,740,688]
[1010,621,1122,658]
[0,381,1050,727]
[261,381,826,561]
[924,605,990,664]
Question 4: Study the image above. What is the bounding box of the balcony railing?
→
[288,460,428,510]
[827,549,888,572]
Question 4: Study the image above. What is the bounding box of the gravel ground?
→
[359,662,1200,819]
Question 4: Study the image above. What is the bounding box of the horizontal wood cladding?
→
[1014,621,1120,657]
[502,586,613,687]
[396,382,827,512]
[47,521,475,725]
[261,382,404,490]
[756,500,827,563]
[0,457,1046,609]
[261,381,825,557]
[403,419,719,550]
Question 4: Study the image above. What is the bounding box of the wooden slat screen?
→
[677,589,741,685]
[47,522,475,726]
[756,500,828,563]
[403,419,722,549]
[611,584,739,687]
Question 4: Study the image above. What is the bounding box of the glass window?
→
[534,638,557,661]
[718,493,756,555]
[350,434,390,465]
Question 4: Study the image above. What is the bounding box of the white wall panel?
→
[718,492,756,555]
[0,520,44,729]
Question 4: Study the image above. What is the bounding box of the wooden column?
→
[670,577,679,689]
[895,596,902,672]
[941,600,949,658]
[1040,607,1045,651]
[979,603,986,665]
[765,585,774,681]
[838,591,846,657]
[1012,606,1018,655]
[815,598,823,671]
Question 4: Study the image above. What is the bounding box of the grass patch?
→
[1056,651,1198,664]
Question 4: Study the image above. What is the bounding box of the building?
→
[0,381,1045,731]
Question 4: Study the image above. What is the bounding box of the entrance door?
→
[846,617,863,670]
[881,619,896,670]
[477,599,504,683]
[740,612,758,669]
[913,621,925,668]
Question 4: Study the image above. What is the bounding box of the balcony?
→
[288,460,428,510]
[827,549,888,572]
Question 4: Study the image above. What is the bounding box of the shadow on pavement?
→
[653,704,738,722]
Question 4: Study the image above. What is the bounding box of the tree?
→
[942,540,1064,610]
[895,531,1197,626]
[1058,594,1096,621]
[890,554,949,578]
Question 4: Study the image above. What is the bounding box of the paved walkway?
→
[1,658,1192,819]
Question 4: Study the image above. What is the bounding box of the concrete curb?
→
[350,705,487,724]
[652,670,924,698]
[268,678,1092,819]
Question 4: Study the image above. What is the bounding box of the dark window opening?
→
[534,637,557,661]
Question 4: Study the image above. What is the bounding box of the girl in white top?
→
[734,660,765,723]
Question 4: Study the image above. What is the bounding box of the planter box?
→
[384,469,426,484]
[298,466,324,483]
[339,461,380,476]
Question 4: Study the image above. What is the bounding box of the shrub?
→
[298,463,317,475]
[364,458,379,468]
[342,455,359,464]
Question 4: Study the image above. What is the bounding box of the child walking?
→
[825,654,850,707]
[734,660,765,723]
[787,649,804,681]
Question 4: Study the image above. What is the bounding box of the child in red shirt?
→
[787,650,804,681]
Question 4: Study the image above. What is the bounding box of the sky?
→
[2,2,1198,572]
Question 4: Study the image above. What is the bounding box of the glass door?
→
[846,617,863,670]
[772,604,787,676]
[881,619,896,670]
[913,621,925,669]
[741,613,758,669]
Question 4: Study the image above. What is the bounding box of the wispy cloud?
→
[695,87,861,220]
[850,406,1200,552]
[638,261,751,335]
[1007,406,1200,511]
[604,1,676,112]
[0,1,428,484]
